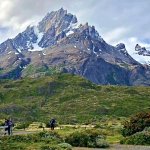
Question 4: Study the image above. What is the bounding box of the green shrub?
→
[15,122,30,130]
[120,131,150,145]
[144,127,150,132]
[0,119,5,125]
[0,143,26,150]
[38,131,61,139]
[0,131,64,150]
[0,131,63,144]
[121,112,150,137]
[65,129,109,148]
[40,145,61,150]
[38,131,63,144]
[66,131,89,147]
[40,143,72,150]
[58,143,72,150]
[39,123,46,129]
[0,134,40,143]
[46,122,50,128]
[96,138,109,148]
[94,123,103,129]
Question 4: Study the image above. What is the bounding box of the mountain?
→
[0,8,150,86]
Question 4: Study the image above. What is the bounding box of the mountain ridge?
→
[0,8,150,86]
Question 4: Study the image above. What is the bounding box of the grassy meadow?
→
[0,73,150,149]
[0,73,150,124]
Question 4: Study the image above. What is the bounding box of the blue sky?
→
[0,0,150,51]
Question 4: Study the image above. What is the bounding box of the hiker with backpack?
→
[49,118,56,130]
[4,118,14,135]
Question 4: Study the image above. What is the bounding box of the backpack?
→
[8,121,14,127]
[50,119,55,125]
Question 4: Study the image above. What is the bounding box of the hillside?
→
[0,74,150,124]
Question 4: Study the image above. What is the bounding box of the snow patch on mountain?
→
[8,51,12,54]
[34,26,43,43]
[66,30,74,36]
[17,46,23,53]
[29,27,44,51]
[65,22,78,36]
[43,52,46,55]
[130,52,150,65]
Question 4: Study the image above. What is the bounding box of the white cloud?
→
[102,27,130,44]
[0,0,13,21]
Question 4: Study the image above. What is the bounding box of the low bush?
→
[0,120,4,126]
[15,122,30,130]
[0,143,26,150]
[121,112,150,137]
[39,131,63,144]
[120,131,150,145]
[96,138,109,148]
[40,143,72,150]
[0,131,63,144]
[65,129,109,148]
[0,134,40,143]
[39,123,46,128]
[40,145,61,150]
[0,131,65,150]
[144,127,150,132]
[58,143,72,150]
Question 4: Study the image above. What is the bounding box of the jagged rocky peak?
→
[0,8,104,53]
[13,26,38,51]
[115,43,128,56]
[135,44,150,56]
[135,44,145,51]
[116,43,125,50]
[76,22,102,42]
[4,8,79,52]
[38,8,78,33]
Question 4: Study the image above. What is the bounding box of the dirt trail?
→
[73,144,150,150]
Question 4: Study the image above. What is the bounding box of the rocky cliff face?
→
[0,8,150,86]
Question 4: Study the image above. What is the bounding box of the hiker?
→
[4,118,13,135]
[9,118,14,135]
[49,118,56,130]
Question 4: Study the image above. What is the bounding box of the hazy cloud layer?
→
[0,0,150,51]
